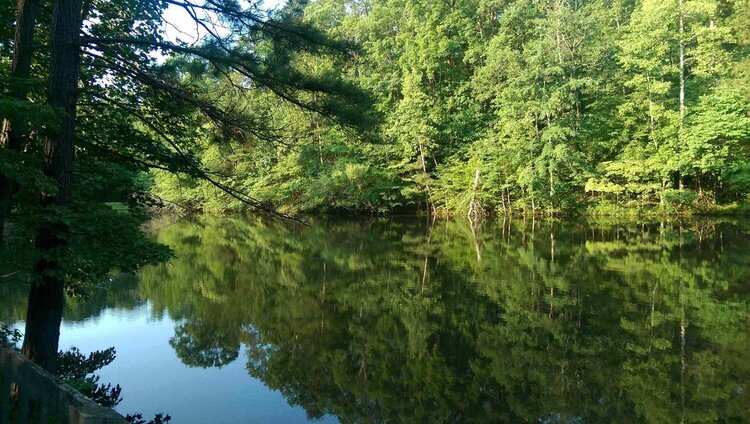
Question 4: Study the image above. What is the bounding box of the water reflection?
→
[4,217,750,423]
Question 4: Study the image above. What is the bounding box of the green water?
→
[3,217,750,423]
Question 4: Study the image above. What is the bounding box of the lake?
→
[2,216,749,423]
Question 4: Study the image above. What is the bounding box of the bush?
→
[662,189,699,210]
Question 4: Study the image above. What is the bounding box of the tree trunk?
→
[548,164,554,198]
[312,93,323,165]
[22,0,82,373]
[21,248,66,371]
[467,168,481,222]
[696,172,702,195]
[647,75,656,147]
[0,0,40,245]
[679,0,686,133]
[417,140,434,215]
[501,187,507,215]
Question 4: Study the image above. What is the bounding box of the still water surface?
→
[4,217,750,423]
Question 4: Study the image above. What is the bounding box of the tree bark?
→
[468,168,481,222]
[417,140,435,215]
[22,0,83,373]
[0,0,40,245]
[679,0,686,133]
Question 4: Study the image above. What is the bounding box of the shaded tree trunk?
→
[22,0,82,373]
[0,0,40,245]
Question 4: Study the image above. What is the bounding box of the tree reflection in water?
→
[5,217,750,422]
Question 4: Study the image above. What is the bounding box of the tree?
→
[3,0,369,372]
[0,0,40,244]
[139,0,750,215]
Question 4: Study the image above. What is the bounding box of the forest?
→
[145,0,750,216]
[1,0,750,386]
[1,1,749,422]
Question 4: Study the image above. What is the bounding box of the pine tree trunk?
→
[21,250,66,371]
[22,0,82,373]
[0,0,40,245]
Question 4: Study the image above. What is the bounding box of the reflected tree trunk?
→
[550,232,555,263]
[421,223,432,292]
[650,282,658,328]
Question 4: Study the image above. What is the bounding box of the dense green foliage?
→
[151,0,750,215]
[2,0,748,302]
[1,0,372,371]
[2,0,748,415]
[0,0,369,294]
